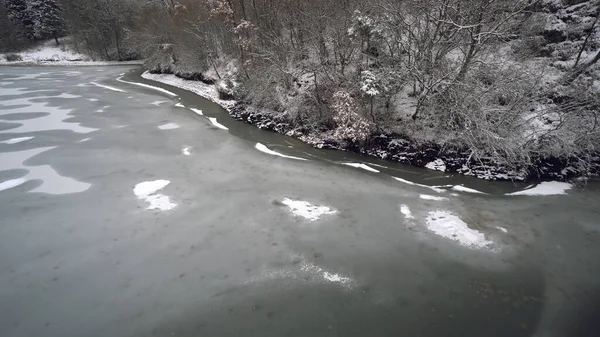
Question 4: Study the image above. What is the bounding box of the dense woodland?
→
[1,0,599,178]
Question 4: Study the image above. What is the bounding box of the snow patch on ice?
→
[78,138,91,143]
[400,204,414,219]
[207,117,229,130]
[425,210,493,249]
[0,136,34,144]
[496,226,508,233]
[190,108,203,116]
[425,159,446,172]
[452,185,486,194]
[158,123,180,130]
[133,180,176,211]
[174,103,185,108]
[392,176,446,193]
[281,198,336,221]
[116,77,177,96]
[151,100,168,106]
[90,82,126,93]
[419,194,449,201]
[342,162,380,173]
[182,147,191,156]
[0,178,27,192]
[245,251,355,289]
[507,181,572,196]
[255,143,307,161]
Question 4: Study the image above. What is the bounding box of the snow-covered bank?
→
[1,40,143,66]
[140,71,598,183]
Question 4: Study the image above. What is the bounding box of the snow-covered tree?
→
[28,0,63,45]
[331,90,374,143]
[4,0,34,40]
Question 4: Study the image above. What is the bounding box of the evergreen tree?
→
[4,0,34,40]
[29,0,63,45]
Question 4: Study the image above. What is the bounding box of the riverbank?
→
[142,71,599,182]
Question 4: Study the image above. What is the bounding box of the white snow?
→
[451,185,486,194]
[174,103,185,108]
[392,176,446,193]
[496,226,508,233]
[88,98,98,102]
[425,210,493,249]
[255,143,307,161]
[90,82,126,93]
[151,100,168,106]
[342,162,380,173]
[78,138,91,143]
[182,147,191,156]
[281,198,336,221]
[141,72,237,112]
[133,180,176,211]
[190,108,203,116]
[0,178,27,192]
[0,136,34,144]
[246,252,355,289]
[419,194,449,201]
[208,117,229,130]
[323,272,352,283]
[400,204,414,219]
[425,159,447,172]
[158,123,180,130]
[116,77,177,96]
[0,40,143,66]
[507,181,572,196]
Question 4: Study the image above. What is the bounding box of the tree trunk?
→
[53,32,59,46]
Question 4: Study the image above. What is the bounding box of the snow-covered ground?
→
[0,39,142,66]
[141,71,236,111]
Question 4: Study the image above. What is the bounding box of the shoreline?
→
[141,70,598,182]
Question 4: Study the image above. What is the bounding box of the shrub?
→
[4,53,22,62]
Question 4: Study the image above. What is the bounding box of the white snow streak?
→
[392,176,446,193]
[255,143,307,161]
[419,194,449,201]
[0,178,27,192]
[0,137,34,144]
[452,185,486,194]
[90,82,126,93]
[116,77,177,96]
[208,117,229,130]
[496,226,508,233]
[281,198,336,221]
[342,162,380,173]
[158,123,180,130]
[182,147,191,156]
[174,103,185,108]
[190,108,203,116]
